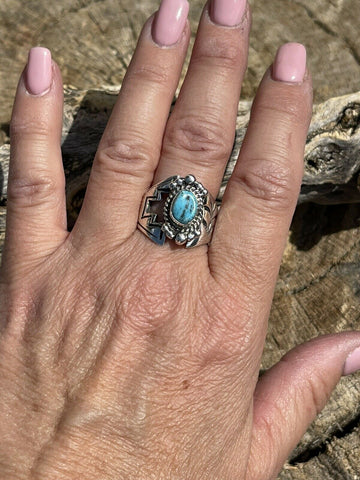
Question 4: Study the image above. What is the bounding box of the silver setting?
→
[138,175,218,248]
[163,175,205,244]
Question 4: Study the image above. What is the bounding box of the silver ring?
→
[138,175,218,248]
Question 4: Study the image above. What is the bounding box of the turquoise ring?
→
[138,175,218,248]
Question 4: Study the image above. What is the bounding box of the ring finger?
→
[154,0,251,199]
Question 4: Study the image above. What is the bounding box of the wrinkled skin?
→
[0,2,359,480]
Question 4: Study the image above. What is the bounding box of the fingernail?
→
[343,347,360,376]
[211,0,246,27]
[25,47,52,96]
[152,0,189,46]
[272,43,307,84]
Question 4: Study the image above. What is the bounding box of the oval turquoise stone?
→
[171,190,198,225]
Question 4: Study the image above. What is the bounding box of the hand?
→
[1,0,360,478]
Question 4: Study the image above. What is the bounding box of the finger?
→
[246,333,360,480]
[74,0,190,245]
[154,0,250,198]
[3,47,66,275]
[211,44,312,303]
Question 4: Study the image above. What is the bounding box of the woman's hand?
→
[1,0,360,478]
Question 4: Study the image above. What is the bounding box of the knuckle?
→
[306,370,332,415]
[129,63,171,88]
[255,98,308,127]
[95,139,157,181]
[234,159,297,209]
[120,258,184,335]
[280,354,332,416]
[10,118,52,139]
[192,37,242,71]
[164,115,232,166]
[7,175,60,207]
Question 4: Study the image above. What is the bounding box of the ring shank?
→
[138,175,218,248]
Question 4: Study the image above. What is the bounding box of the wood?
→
[0,0,360,478]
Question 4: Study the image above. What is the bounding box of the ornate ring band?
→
[137,175,218,248]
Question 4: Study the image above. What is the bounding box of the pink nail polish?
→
[211,0,246,27]
[272,43,306,84]
[152,0,189,46]
[25,47,52,96]
[343,347,360,376]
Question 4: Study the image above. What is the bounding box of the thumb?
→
[246,332,360,480]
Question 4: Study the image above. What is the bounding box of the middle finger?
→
[154,0,250,198]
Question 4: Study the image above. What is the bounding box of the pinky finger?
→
[3,48,67,275]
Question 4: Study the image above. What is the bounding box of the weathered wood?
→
[280,426,360,480]
[1,1,360,478]
[301,95,360,205]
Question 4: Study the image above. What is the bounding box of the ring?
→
[138,175,218,248]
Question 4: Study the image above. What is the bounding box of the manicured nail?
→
[152,0,189,46]
[211,0,246,27]
[25,47,52,96]
[272,43,306,84]
[343,347,360,376]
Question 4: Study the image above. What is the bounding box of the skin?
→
[0,3,360,480]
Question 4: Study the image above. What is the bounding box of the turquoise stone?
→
[171,190,198,225]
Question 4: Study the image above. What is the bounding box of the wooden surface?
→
[0,1,360,478]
